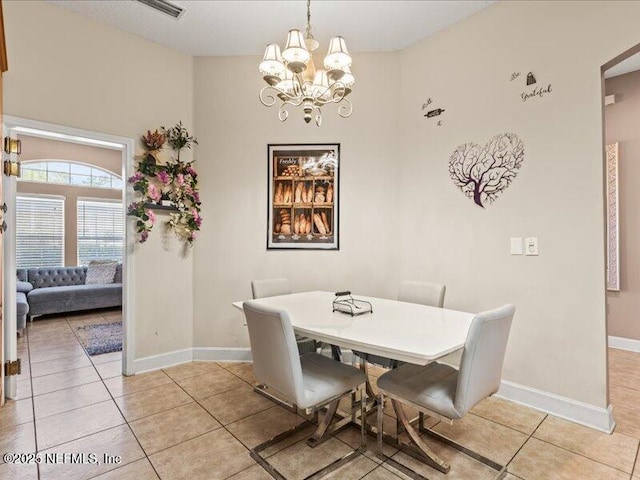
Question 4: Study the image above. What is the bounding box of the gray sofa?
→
[17,266,122,327]
[16,282,30,333]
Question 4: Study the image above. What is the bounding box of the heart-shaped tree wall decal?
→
[448,132,525,208]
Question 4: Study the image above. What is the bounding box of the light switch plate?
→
[510,237,523,255]
[525,237,539,256]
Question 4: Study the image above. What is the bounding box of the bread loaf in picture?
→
[280,164,299,177]
[274,183,284,204]
[280,208,290,222]
[321,211,330,233]
[313,213,327,235]
[327,184,333,203]
[294,183,303,203]
[314,186,326,203]
[299,214,306,234]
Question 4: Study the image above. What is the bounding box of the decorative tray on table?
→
[332,291,373,316]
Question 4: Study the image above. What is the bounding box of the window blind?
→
[77,199,124,265]
[16,195,65,268]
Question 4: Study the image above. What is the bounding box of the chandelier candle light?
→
[259,0,354,126]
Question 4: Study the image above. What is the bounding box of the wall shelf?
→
[144,202,178,212]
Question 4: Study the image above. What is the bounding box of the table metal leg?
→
[361,386,367,447]
[330,345,342,362]
[358,357,379,401]
[377,392,385,454]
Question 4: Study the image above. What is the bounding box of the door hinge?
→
[4,359,21,376]
[3,160,20,177]
[3,137,21,155]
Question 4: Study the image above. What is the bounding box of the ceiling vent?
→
[135,0,184,19]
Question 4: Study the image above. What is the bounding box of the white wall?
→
[398,0,640,408]
[3,1,195,360]
[192,53,401,349]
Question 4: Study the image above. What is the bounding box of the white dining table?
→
[232,291,475,365]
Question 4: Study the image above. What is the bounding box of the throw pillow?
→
[113,263,122,284]
[16,281,33,293]
[86,261,117,285]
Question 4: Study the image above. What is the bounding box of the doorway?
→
[2,116,135,401]
[603,45,640,437]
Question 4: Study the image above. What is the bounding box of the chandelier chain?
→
[305,0,313,39]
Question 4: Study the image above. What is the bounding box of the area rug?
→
[75,321,123,356]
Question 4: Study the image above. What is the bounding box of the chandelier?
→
[258,0,354,126]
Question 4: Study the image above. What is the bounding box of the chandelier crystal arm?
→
[337,99,353,119]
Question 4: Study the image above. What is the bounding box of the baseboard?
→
[133,347,252,374]
[193,347,252,362]
[608,335,640,353]
[134,348,193,374]
[497,380,615,433]
[133,348,614,433]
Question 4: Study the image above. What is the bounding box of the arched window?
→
[19,160,123,190]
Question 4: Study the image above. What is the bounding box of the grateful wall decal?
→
[510,70,553,102]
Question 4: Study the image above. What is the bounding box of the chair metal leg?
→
[351,391,357,423]
[250,421,314,480]
[251,387,367,480]
[253,384,298,413]
[307,399,339,447]
[376,394,506,480]
[393,400,450,473]
[418,422,506,477]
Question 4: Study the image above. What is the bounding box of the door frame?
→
[601,43,640,414]
[3,115,136,386]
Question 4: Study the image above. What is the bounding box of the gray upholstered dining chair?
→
[251,278,291,300]
[398,280,446,308]
[243,300,367,480]
[353,281,447,397]
[251,278,317,355]
[375,304,515,479]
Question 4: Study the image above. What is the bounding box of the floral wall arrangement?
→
[128,122,202,245]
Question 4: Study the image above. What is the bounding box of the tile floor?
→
[1,311,640,479]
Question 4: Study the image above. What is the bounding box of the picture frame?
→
[606,142,620,291]
[267,144,339,250]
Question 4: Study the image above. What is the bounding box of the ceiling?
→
[605,52,640,79]
[47,0,494,56]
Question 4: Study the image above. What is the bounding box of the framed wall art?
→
[606,142,620,291]
[267,144,339,250]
